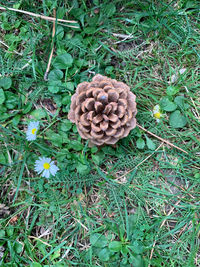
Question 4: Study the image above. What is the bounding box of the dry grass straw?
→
[44,8,56,81]
[0,6,79,28]
[137,124,188,154]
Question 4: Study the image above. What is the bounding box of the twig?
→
[28,236,51,246]
[111,32,134,44]
[44,8,56,81]
[60,237,74,260]
[118,142,164,180]
[148,199,181,266]
[184,86,200,120]
[21,59,32,70]
[0,39,22,55]
[73,217,88,231]
[4,141,12,165]
[103,30,134,40]
[0,6,79,28]
[137,124,188,154]
[38,228,52,238]
[112,32,133,39]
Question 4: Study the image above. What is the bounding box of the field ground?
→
[0,1,200,266]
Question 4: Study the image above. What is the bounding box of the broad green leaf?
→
[84,27,97,34]
[0,89,5,104]
[53,53,73,69]
[90,233,108,248]
[136,138,145,149]
[53,95,62,107]
[76,58,88,67]
[145,136,156,150]
[130,254,145,267]
[87,15,98,27]
[55,26,64,40]
[77,163,89,174]
[174,96,188,110]
[166,86,179,96]
[30,108,46,119]
[57,7,66,19]
[60,120,72,132]
[103,3,116,17]
[66,82,74,91]
[91,146,98,153]
[72,124,78,133]
[2,22,12,30]
[121,255,128,265]
[105,66,114,74]
[0,230,5,238]
[48,80,62,93]
[0,77,12,89]
[108,241,122,252]
[69,140,83,151]
[22,103,32,114]
[46,130,63,147]
[128,241,143,254]
[0,105,7,113]
[12,114,21,126]
[48,69,63,81]
[5,92,18,109]
[61,95,71,105]
[13,3,21,9]
[160,97,177,112]
[92,154,101,165]
[0,153,7,164]
[121,245,129,255]
[14,242,23,254]
[6,226,14,237]
[97,247,110,261]
[59,132,69,144]
[169,110,187,128]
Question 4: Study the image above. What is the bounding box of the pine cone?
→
[68,74,137,146]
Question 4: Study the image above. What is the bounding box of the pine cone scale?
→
[100,121,109,131]
[108,90,119,102]
[68,74,137,146]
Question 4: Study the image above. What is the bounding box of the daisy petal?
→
[42,169,50,178]
[50,165,59,176]
[34,157,59,178]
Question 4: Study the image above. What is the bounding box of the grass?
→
[0,0,200,266]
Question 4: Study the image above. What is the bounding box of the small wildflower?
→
[26,121,39,141]
[34,157,59,178]
[153,105,162,122]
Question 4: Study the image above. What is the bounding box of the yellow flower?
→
[153,105,162,122]
[154,112,161,119]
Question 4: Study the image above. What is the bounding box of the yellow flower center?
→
[43,162,50,170]
[31,128,37,134]
[154,112,161,119]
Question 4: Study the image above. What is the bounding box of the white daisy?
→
[26,121,39,141]
[34,157,59,178]
[152,104,162,122]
